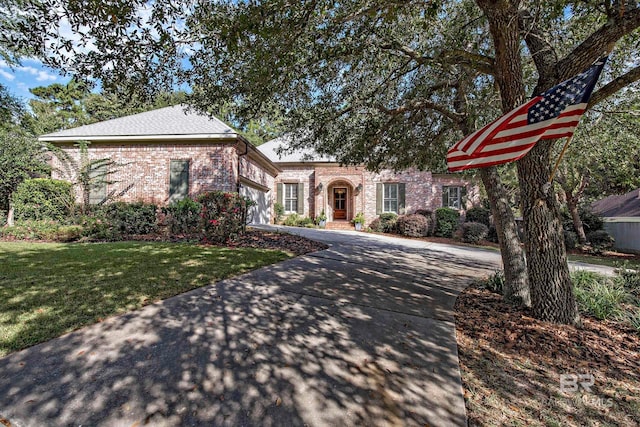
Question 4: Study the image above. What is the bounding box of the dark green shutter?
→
[461,186,468,209]
[276,183,283,205]
[376,183,382,215]
[169,160,189,203]
[398,183,406,214]
[297,182,304,214]
[89,163,107,205]
[442,186,449,208]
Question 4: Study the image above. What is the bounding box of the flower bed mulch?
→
[455,282,640,426]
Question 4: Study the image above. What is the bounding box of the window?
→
[169,160,189,203]
[284,183,298,213]
[383,183,398,213]
[376,182,405,215]
[442,186,464,209]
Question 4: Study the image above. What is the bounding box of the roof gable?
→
[592,188,640,217]
[39,105,237,141]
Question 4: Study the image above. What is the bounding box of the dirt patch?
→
[455,283,640,426]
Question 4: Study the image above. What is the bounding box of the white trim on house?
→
[39,134,239,143]
[603,217,640,223]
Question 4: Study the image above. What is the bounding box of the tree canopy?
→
[9,0,640,323]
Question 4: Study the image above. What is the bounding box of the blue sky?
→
[0,58,68,105]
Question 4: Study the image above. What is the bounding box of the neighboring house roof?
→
[39,105,237,142]
[592,188,640,217]
[258,134,335,163]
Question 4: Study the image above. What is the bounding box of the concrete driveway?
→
[0,227,605,426]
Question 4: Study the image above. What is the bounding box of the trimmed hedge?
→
[461,222,489,244]
[465,206,491,227]
[434,207,460,238]
[397,214,430,237]
[198,191,254,243]
[162,197,202,236]
[101,202,158,236]
[12,178,74,221]
[370,212,398,233]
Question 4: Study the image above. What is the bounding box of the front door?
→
[333,188,347,220]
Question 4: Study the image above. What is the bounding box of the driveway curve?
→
[0,227,598,426]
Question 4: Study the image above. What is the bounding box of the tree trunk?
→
[480,167,530,306]
[566,195,587,244]
[517,142,580,324]
[7,202,14,226]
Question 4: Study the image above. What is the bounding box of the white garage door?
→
[240,185,270,225]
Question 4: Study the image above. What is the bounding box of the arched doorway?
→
[327,179,355,221]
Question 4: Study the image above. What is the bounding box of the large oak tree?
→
[14,0,640,323]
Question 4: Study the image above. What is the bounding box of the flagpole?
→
[548,135,573,183]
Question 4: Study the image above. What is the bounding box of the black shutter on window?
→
[376,183,382,215]
[398,183,406,214]
[297,183,304,214]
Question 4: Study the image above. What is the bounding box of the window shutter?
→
[297,182,304,214]
[398,183,406,214]
[277,183,283,205]
[89,163,107,205]
[169,160,189,203]
[442,186,449,208]
[376,183,382,215]
[461,186,468,209]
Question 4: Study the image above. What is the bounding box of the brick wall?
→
[270,164,478,226]
[51,141,238,205]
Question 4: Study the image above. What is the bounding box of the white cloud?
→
[17,65,59,82]
[0,69,15,81]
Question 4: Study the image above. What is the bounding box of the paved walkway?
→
[0,227,614,426]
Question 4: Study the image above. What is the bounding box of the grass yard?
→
[0,241,291,357]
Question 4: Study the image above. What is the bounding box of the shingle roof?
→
[39,105,237,140]
[592,188,640,217]
[258,134,335,163]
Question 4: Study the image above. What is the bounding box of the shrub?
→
[198,191,253,243]
[101,202,158,236]
[274,203,285,224]
[283,213,300,226]
[616,262,640,297]
[396,214,430,237]
[369,218,383,232]
[461,222,489,244]
[53,225,84,242]
[564,230,578,250]
[0,220,82,242]
[414,209,432,218]
[78,214,116,241]
[0,210,6,226]
[587,230,615,254]
[487,225,499,243]
[484,270,505,295]
[572,271,626,320]
[163,197,202,236]
[580,207,604,233]
[465,206,491,227]
[434,207,460,238]
[12,178,74,221]
[295,216,314,227]
[378,212,399,233]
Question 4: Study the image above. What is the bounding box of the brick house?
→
[40,105,279,225]
[257,136,478,227]
[40,105,477,226]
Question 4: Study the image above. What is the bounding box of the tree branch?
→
[376,99,464,123]
[588,64,640,108]
[379,41,495,74]
[556,6,640,81]
[518,9,557,77]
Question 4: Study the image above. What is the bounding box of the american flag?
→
[447,58,607,172]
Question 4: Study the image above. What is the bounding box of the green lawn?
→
[0,241,291,356]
